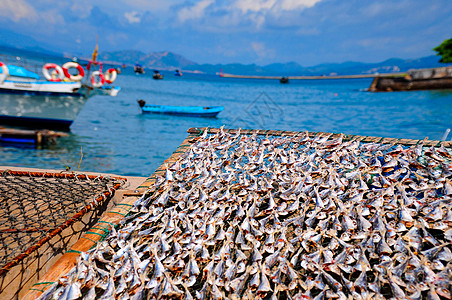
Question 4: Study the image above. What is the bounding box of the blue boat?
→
[138,100,223,117]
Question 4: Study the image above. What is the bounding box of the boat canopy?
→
[4,65,40,80]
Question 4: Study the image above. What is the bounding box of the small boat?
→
[174,69,183,77]
[280,77,289,84]
[153,70,163,80]
[138,100,223,117]
[134,64,145,74]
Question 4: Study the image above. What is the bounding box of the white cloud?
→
[0,0,38,22]
[279,0,320,10]
[235,0,321,13]
[251,41,275,60]
[236,0,276,13]
[178,0,214,22]
[230,0,323,29]
[41,9,65,25]
[71,2,93,18]
[118,0,177,11]
[125,11,141,24]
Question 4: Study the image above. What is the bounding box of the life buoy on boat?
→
[42,63,64,82]
[90,71,105,87]
[104,68,117,84]
[62,62,85,81]
[0,61,9,78]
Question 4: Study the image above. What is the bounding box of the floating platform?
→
[0,127,68,145]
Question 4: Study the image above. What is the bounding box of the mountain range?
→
[97,49,449,76]
[0,34,450,76]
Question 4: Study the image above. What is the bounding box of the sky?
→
[0,0,451,66]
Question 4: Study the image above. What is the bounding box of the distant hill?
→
[0,29,62,56]
[98,50,196,70]
[297,56,449,76]
[1,41,450,75]
[186,56,449,76]
[98,49,448,75]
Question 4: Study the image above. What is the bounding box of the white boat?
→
[0,59,120,130]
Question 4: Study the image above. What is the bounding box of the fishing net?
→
[31,128,452,299]
[0,170,125,275]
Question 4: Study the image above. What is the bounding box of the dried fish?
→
[40,130,451,300]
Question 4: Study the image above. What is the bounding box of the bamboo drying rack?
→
[187,127,452,147]
[23,127,451,299]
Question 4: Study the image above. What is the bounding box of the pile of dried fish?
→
[40,129,451,299]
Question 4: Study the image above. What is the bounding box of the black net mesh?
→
[0,171,124,271]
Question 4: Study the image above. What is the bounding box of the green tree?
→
[433,38,452,63]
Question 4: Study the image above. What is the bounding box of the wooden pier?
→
[0,127,68,145]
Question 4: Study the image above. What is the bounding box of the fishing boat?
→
[137,100,223,117]
[0,64,119,98]
[0,54,120,130]
[152,70,163,80]
[134,63,145,74]
[280,76,289,84]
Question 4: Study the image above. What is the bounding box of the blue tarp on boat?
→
[2,65,40,80]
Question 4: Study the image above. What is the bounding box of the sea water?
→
[1,66,451,177]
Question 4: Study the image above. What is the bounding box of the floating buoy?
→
[104,68,118,84]
[62,62,85,82]
[0,61,9,78]
[90,71,105,87]
[42,63,64,82]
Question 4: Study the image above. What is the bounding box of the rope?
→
[98,220,116,228]
[66,249,82,254]
[116,203,134,207]
[107,211,128,216]
[30,281,55,292]
[80,236,98,244]
[84,231,106,238]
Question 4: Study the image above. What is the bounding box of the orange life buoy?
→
[91,71,105,87]
[104,68,118,84]
[62,62,85,82]
[42,63,64,82]
[0,61,9,78]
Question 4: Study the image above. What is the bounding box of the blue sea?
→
[1,52,451,177]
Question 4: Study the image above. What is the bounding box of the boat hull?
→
[0,80,83,97]
[0,79,121,98]
[140,104,224,118]
[0,115,73,130]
